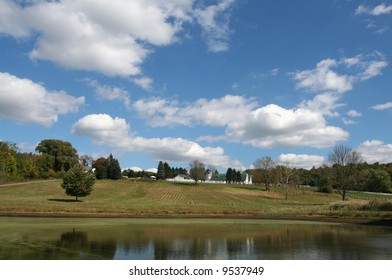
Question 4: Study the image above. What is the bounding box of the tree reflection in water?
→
[0,219,392,260]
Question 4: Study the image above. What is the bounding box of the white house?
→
[167,174,195,183]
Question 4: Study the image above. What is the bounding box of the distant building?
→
[244,172,253,184]
[167,174,195,183]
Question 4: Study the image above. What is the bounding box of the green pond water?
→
[0,217,391,260]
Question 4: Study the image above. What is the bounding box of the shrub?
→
[318,185,334,193]
[359,200,392,211]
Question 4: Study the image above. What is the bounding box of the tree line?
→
[2,139,391,201]
[249,146,392,200]
[0,139,123,182]
[0,140,79,181]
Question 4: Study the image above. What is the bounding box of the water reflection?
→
[0,218,391,260]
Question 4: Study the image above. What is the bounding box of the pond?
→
[0,217,391,260]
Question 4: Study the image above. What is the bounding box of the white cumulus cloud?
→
[295,53,388,118]
[293,53,388,94]
[72,113,244,169]
[370,101,392,110]
[133,95,258,127]
[0,0,236,78]
[299,93,345,117]
[226,104,348,148]
[85,79,131,108]
[293,59,354,93]
[132,77,154,91]
[346,110,362,117]
[355,4,392,16]
[194,0,235,52]
[134,94,349,149]
[0,72,84,127]
[357,140,392,163]
[277,154,325,170]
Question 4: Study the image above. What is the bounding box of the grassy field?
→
[0,179,391,220]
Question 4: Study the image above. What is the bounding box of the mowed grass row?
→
[0,179,389,218]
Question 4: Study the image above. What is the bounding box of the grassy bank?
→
[0,179,391,221]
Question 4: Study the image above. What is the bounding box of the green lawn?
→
[0,179,391,220]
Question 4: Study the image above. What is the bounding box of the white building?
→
[244,173,253,184]
[167,174,195,183]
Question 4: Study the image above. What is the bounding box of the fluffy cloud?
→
[342,110,362,125]
[0,0,235,78]
[360,60,388,80]
[295,53,388,118]
[85,79,131,108]
[226,104,348,148]
[134,95,348,149]
[355,4,392,33]
[293,59,354,93]
[72,114,131,146]
[299,93,345,117]
[357,140,392,164]
[346,110,362,117]
[355,4,392,16]
[133,95,258,127]
[370,101,392,110]
[293,53,388,94]
[132,77,154,92]
[0,72,84,127]
[278,154,325,170]
[72,114,244,169]
[194,0,235,52]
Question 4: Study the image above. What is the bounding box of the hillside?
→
[0,179,391,221]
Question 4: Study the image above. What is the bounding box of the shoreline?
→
[1,212,391,227]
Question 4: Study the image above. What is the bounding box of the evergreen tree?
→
[232,168,237,183]
[157,161,165,180]
[107,154,122,180]
[61,164,95,201]
[163,162,172,178]
[179,167,187,175]
[226,168,233,183]
[236,171,242,183]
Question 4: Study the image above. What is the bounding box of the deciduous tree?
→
[189,160,205,184]
[93,157,108,179]
[36,139,78,172]
[326,145,363,201]
[253,156,276,190]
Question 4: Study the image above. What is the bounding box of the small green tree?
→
[61,164,95,201]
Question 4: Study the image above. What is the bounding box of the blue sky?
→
[1,0,391,172]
